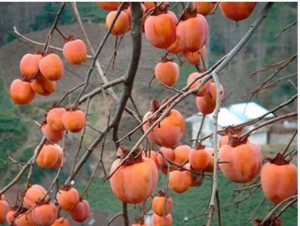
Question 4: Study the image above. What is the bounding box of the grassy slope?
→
[79,171,297,226]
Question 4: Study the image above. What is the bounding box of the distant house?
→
[186,102,276,146]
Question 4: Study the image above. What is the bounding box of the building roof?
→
[186,102,274,128]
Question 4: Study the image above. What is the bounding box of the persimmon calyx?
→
[116,146,143,164]
[228,134,249,147]
[218,125,243,136]
[179,7,198,21]
[265,153,293,165]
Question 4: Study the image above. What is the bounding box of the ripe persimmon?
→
[51,217,71,226]
[174,145,191,165]
[183,45,207,65]
[193,2,216,16]
[23,184,49,209]
[36,143,63,169]
[110,148,158,204]
[219,138,262,183]
[151,191,173,217]
[152,213,172,226]
[69,199,90,223]
[19,53,42,79]
[0,196,9,224]
[195,82,225,115]
[219,2,257,22]
[96,2,120,11]
[30,73,56,96]
[32,203,58,226]
[187,72,211,96]
[168,169,193,193]
[188,145,210,170]
[154,58,179,87]
[62,109,85,133]
[10,79,35,104]
[106,10,131,36]
[46,107,67,131]
[7,211,35,226]
[56,186,80,211]
[176,12,208,52]
[41,123,64,143]
[260,153,297,204]
[157,147,175,174]
[143,100,185,148]
[39,53,64,81]
[63,39,87,65]
[144,6,177,49]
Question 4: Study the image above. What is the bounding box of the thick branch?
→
[111,3,142,146]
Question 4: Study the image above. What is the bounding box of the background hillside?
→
[0,2,297,225]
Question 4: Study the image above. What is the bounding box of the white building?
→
[186,102,275,146]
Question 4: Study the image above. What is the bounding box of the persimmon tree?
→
[0,2,297,226]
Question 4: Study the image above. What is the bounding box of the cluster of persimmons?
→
[1,2,297,226]
[5,27,89,225]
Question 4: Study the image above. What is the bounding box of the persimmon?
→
[151,191,173,217]
[187,72,211,96]
[188,145,210,170]
[143,150,159,168]
[96,2,120,11]
[154,58,179,87]
[56,186,80,211]
[36,143,63,169]
[46,107,67,131]
[30,73,56,96]
[8,211,35,226]
[168,169,193,193]
[157,147,175,174]
[110,147,158,204]
[51,217,70,226]
[167,35,184,54]
[183,162,205,187]
[176,11,208,52]
[144,5,177,49]
[0,196,9,224]
[32,203,58,226]
[41,123,64,143]
[63,39,87,65]
[19,53,42,79]
[174,145,191,165]
[23,184,49,209]
[106,10,131,36]
[152,213,172,226]
[62,109,85,132]
[143,100,185,148]
[143,2,156,10]
[183,45,207,65]
[39,53,64,81]
[6,210,15,225]
[218,126,245,148]
[203,147,219,172]
[219,137,262,183]
[10,79,35,104]
[219,2,257,22]
[260,153,297,204]
[69,199,90,223]
[195,82,225,115]
[193,2,216,16]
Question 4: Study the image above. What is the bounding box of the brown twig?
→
[275,20,297,38]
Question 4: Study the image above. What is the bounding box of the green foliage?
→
[76,2,108,23]
[0,78,27,172]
